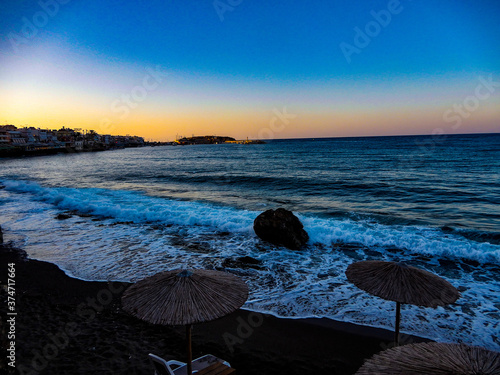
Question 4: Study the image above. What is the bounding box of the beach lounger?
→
[149,353,233,375]
[149,353,185,375]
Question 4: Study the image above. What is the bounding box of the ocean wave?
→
[2,178,500,350]
[3,179,499,264]
[2,179,255,233]
[303,216,500,264]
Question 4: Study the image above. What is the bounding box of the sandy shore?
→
[0,243,429,375]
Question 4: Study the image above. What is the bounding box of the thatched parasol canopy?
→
[122,269,249,325]
[122,269,248,375]
[355,342,500,374]
[345,260,459,307]
[345,260,460,344]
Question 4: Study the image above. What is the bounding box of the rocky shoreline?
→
[0,145,141,159]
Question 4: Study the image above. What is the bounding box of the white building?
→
[8,131,26,145]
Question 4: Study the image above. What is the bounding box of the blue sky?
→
[1,0,499,139]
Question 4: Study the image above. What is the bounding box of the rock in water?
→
[253,208,309,249]
[56,213,72,220]
[0,225,3,244]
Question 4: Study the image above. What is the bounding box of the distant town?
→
[0,125,264,157]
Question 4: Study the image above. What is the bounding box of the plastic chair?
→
[149,353,231,375]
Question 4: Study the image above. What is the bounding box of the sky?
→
[0,0,499,141]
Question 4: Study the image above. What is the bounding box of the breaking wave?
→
[3,179,499,264]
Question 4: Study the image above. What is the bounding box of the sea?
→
[1,133,499,350]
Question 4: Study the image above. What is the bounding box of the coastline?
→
[0,145,139,159]
[0,243,430,375]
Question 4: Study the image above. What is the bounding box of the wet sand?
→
[0,243,429,374]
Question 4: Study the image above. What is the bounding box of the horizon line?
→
[258,131,500,142]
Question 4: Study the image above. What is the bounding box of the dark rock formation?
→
[0,225,3,244]
[56,213,72,220]
[253,208,309,250]
[176,135,235,145]
[0,242,28,262]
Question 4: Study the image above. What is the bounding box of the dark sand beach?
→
[1,243,430,375]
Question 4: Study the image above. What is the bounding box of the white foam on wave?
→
[2,179,255,234]
[301,216,500,264]
[3,179,500,265]
[2,180,499,350]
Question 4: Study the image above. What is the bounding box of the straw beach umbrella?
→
[355,342,500,374]
[345,260,459,345]
[122,269,249,375]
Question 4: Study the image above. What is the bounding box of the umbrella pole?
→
[186,324,192,375]
[394,302,401,346]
